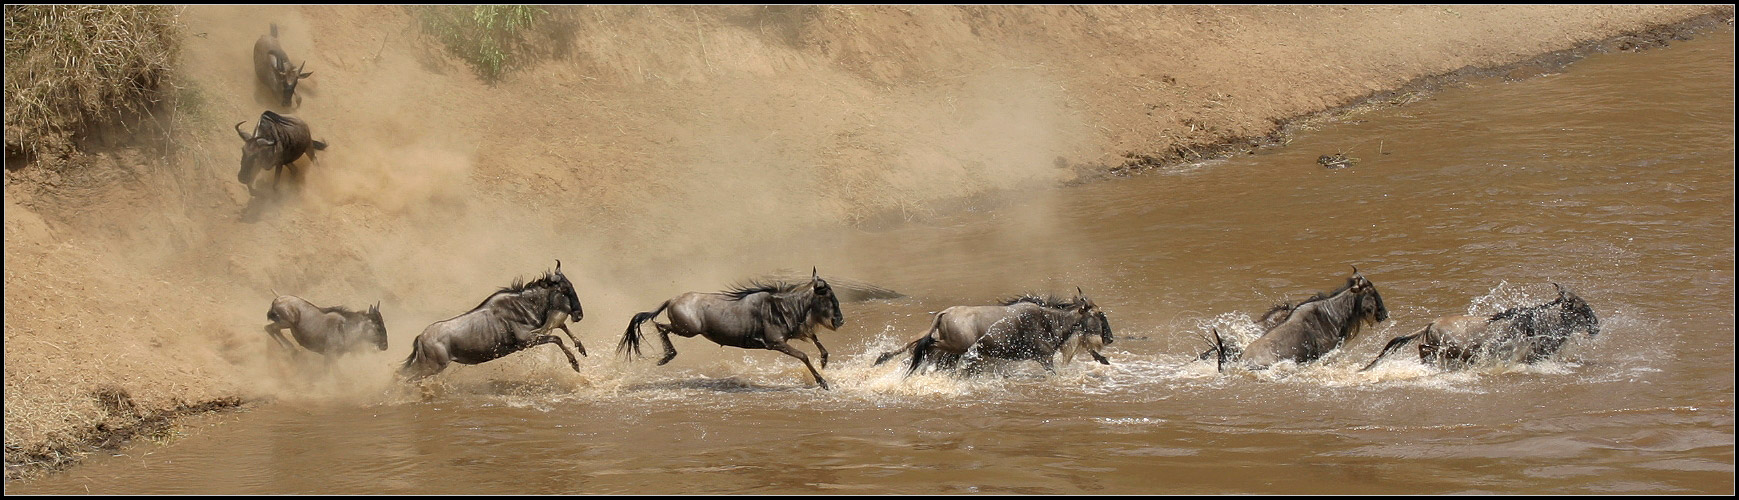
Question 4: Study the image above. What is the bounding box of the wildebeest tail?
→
[312,139,328,151]
[1210,328,1229,372]
[1360,325,1428,372]
[398,335,426,379]
[904,335,937,377]
[873,337,923,366]
[617,300,670,359]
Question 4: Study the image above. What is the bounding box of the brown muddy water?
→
[10,29,1735,495]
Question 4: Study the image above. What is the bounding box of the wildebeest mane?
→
[316,304,372,320]
[720,280,805,301]
[1487,295,1563,322]
[999,293,1073,309]
[467,269,566,313]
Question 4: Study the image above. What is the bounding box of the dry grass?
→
[3,5,182,161]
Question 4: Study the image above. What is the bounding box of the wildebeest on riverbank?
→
[254,23,312,109]
[1361,283,1599,372]
[263,293,387,360]
[235,110,326,196]
[398,261,586,382]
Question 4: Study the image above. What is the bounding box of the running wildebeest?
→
[1206,268,1390,372]
[999,293,1114,366]
[255,23,312,108]
[617,269,844,390]
[263,293,387,360]
[872,289,1102,376]
[235,110,327,195]
[1361,283,1599,372]
[398,261,587,382]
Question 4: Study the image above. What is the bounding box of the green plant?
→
[411,5,545,82]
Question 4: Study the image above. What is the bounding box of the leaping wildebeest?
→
[617,269,844,390]
[872,289,1104,376]
[1205,268,1389,372]
[398,261,587,382]
[255,23,313,108]
[263,293,388,362]
[235,110,328,195]
[1360,283,1598,372]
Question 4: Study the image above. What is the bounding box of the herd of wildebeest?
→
[241,25,1602,390]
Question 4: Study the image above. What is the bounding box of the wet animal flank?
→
[235,110,327,195]
[998,293,1114,366]
[398,260,586,382]
[1207,267,1389,372]
[873,289,1101,376]
[1362,283,1598,371]
[254,23,312,108]
[618,268,844,390]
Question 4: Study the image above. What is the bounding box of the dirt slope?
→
[4,5,1732,480]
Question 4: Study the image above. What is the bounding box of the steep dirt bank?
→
[4,5,1733,481]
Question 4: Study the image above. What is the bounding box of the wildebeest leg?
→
[1088,349,1111,365]
[271,165,284,195]
[262,324,300,352]
[654,322,690,366]
[768,342,829,390]
[530,335,583,373]
[809,336,829,369]
[556,323,586,357]
[1038,357,1057,373]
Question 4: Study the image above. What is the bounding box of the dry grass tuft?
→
[3,5,182,161]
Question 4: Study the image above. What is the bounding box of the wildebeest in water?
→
[398,261,587,382]
[235,110,327,196]
[617,269,844,390]
[1361,283,1599,372]
[984,293,1115,366]
[872,289,1104,376]
[1205,268,1389,372]
[254,23,312,108]
[263,293,388,362]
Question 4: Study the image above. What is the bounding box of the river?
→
[8,27,1733,495]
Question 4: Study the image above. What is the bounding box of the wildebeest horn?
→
[234,121,252,141]
[1553,282,1566,296]
[556,259,562,272]
[812,267,818,279]
[1351,265,1360,275]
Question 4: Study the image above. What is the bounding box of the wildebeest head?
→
[1077,289,1113,345]
[1553,283,1599,337]
[551,260,584,321]
[810,268,844,330]
[272,60,312,108]
[1349,266,1389,325]
[366,302,388,351]
[234,121,276,185]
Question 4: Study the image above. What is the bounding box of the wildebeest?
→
[255,23,312,108]
[1206,268,1390,372]
[872,289,1102,376]
[398,261,587,382]
[263,293,387,360]
[1361,283,1599,372]
[999,293,1114,366]
[235,110,328,195]
[617,269,844,390]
